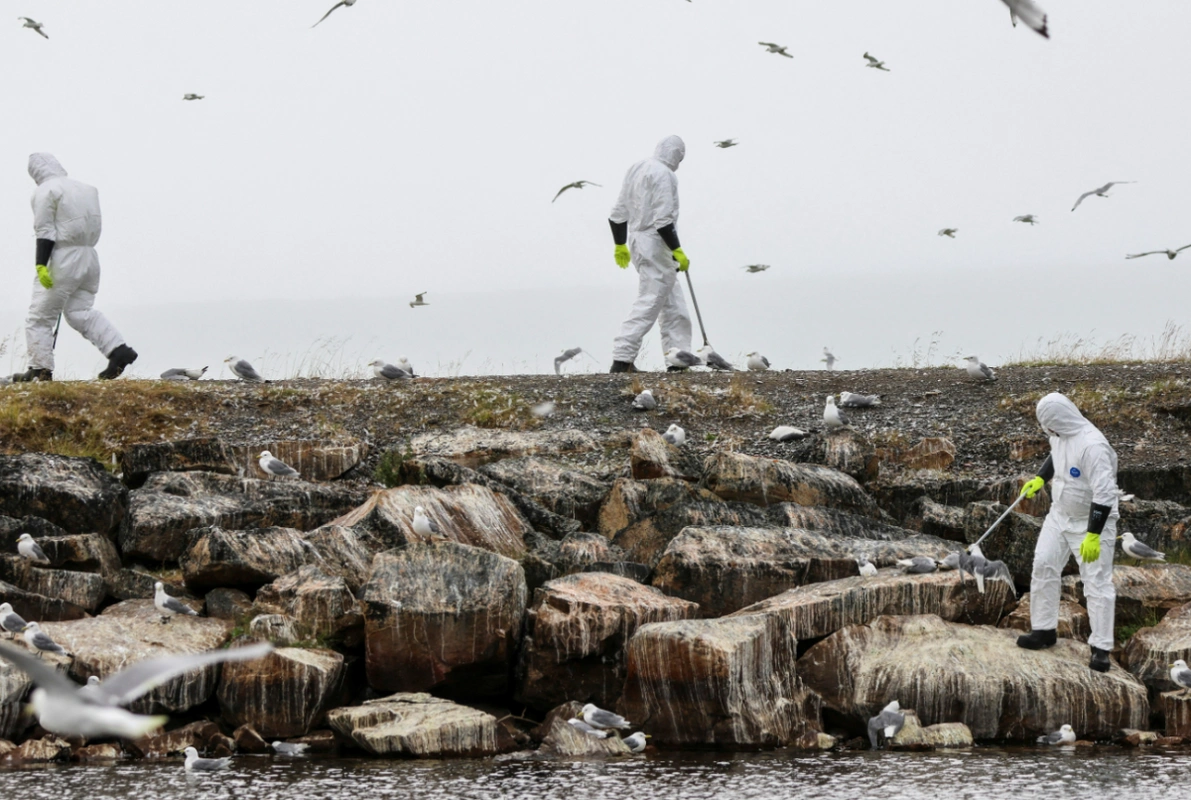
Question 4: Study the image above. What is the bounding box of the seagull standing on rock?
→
[395,357,416,377]
[823,396,846,430]
[965,356,996,382]
[1170,660,1191,695]
[225,356,267,383]
[857,557,878,577]
[578,703,631,730]
[1037,724,1076,745]
[663,424,686,446]
[22,622,67,658]
[0,603,28,639]
[154,582,198,624]
[1120,532,1165,562]
[259,451,299,480]
[665,348,702,371]
[746,352,770,371]
[624,732,651,752]
[697,346,735,371]
[369,360,412,381]
[412,506,444,540]
[16,533,49,565]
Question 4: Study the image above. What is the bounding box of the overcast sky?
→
[2,1,1189,377]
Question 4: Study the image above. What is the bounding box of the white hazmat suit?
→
[1029,393,1118,652]
[609,136,693,365]
[25,153,127,372]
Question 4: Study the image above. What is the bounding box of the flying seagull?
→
[184,746,232,772]
[553,347,583,375]
[863,52,890,71]
[160,366,207,381]
[16,533,49,565]
[744,264,770,273]
[1071,181,1135,212]
[1003,0,1049,38]
[1170,659,1191,695]
[697,346,736,371]
[746,352,770,371]
[714,139,738,148]
[867,700,906,749]
[182,94,205,101]
[758,42,793,58]
[964,355,996,382]
[1013,214,1038,225]
[1037,724,1076,745]
[663,424,686,446]
[18,17,48,39]
[271,741,310,756]
[624,732,651,753]
[412,506,443,539]
[410,292,429,308]
[22,622,67,658]
[632,389,657,411]
[258,450,299,480]
[224,356,266,383]
[553,181,602,202]
[0,640,272,739]
[312,0,357,28]
[1120,532,1165,562]
[938,228,958,238]
[578,703,631,730]
[665,347,702,370]
[839,392,881,408]
[1126,245,1191,261]
[154,581,198,624]
[823,395,846,430]
[0,603,29,639]
[369,359,412,381]
[821,347,838,370]
[769,425,807,442]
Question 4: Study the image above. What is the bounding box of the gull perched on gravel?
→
[553,347,583,375]
[184,746,231,772]
[16,533,49,565]
[369,360,411,381]
[821,348,837,370]
[867,700,905,749]
[410,292,429,309]
[665,348,703,370]
[964,355,996,382]
[0,603,28,639]
[312,0,356,28]
[395,357,416,376]
[1014,214,1038,225]
[1120,532,1165,562]
[663,424,686,446]
[632,389,657,411]
[746,352,770,371]
[714,139,738,149]
[823,395,846,430]
[0,640,271,738]
[578,703,631,730]
[858,556,878,577]
[1037,724,1076,745]
[553,181,601,202]
[225,355,266,383]
[154,582,198,624]
[624,732,651,753]
[18,17,48,38]
[769,425,807,442]
[182,94,205,101]
[1126,245,1191,261]
[759,42,793,58]
[271,741,310,756]
[839,392,881,408]
[1170,660,1191,695]
[938,228,958,238]
[1003,0,1049,38]
[697,346,735,371]
[259,451,299,480]
[412,506,442,539]
[744,264,771,273]
[863,52,890,71]
[567,718,610,738]
[897,556,938,574]
[22,622,67,658]
[161,366,207,381]
[1071,181,1135,212]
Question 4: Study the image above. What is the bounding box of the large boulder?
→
[889,710,974,750]
[181,526,316,592]
[297,525,377,592]
[731,569,1014,641]
[360,543,526,697]
[0,454,127,539]
[817,429,880,483]
[537,712,633,757]
[652,527,964,618]
[40,600,232,713]
[408,426,599,468]
[630,429,704,482]
[0,579,89,622]
[330,485,530,558]
[702,452,884,518]
[237,440,367,483]
[0,563,106,614]
[1064,565,1191,628]
[618,614,821,749]
[1118,499,1191,556]
[326,693,514,757]
[999,592,1091,642]
[253,565,362,643]
[478,457,609,529]
[122,438,367,487]
[1164,692,1191,737]
[767,505,922,542]
[798,615,1149,741]
[218,647,346,738]
[515,572,698,711]
[867,475,985,528]
[611,501,770,570]
[0,656,31,740]
[122,472,369,562]
[120,438,240,487]
[1122,601,1191,699]
[597,477,723,539]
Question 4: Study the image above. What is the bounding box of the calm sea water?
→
[0,748,1185,800]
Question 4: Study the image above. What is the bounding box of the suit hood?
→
[653,135,685,171]
[1036,392,1092,437]
[29,153,67,185]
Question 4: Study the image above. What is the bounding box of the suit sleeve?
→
[31,184,59,241]
[609,172,630,226]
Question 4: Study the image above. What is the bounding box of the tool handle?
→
[683,271,710,347]
[972,493,1027,550]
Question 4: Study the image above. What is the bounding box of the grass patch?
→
[1117,608,1164,646]
[374,444,415,488]
[999,380,1191,432]
[662,374,774,420]
[1006,322,1191,367]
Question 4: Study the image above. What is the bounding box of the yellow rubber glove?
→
[1079,533,1101,563]
[36,265,53,289]
[672,247,690,271]
[1020,476,1045,499]
[614,244,631,269]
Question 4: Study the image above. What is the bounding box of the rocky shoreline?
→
[1,366,1191,762]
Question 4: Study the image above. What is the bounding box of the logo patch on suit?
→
[1070,467,1081,478]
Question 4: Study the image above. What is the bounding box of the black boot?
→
[609,361,637,374]
[13,367,52,383]
[1016,629,1057,650]
[1089,646,1111,673]
[98,344,138,380]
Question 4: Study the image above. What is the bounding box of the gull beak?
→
[644,734,652,738]
[20,624,30,632]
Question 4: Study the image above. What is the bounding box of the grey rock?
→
[326,692,516,757]
[479,457,609,530]
[0,454,128,539]
[218,647,346,738]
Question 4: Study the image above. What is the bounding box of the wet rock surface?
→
[478,457,609,529]
[326,692,514,757]
[702,451,885,518]
[1064,565,1191,627]
[1122,601,1191,698]
[999,592,1091,642]
[597,477,723,539]
[0,454,127,539]
[218,647,346,738]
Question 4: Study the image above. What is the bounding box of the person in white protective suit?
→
[607,136,693,373]
[1016,392,1119,672]
[16,153,137,382]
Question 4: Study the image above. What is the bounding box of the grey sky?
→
[2,1,1189,376]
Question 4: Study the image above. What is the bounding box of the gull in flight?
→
[662,424,686,446]
[1071,181,1135,212]
[184,746,231,772]
[1037,724,1076,745]
[259,450,299,480]
[758,42,793,58]
[821,347,838,370]
[161,366,207,381]
[553,181,602,202]
[744,264,770,273]
[410,292,429,308]
[16,533,50,565]
[1120,532,1165,563]
[823,395,846,430]
[964,355,996,382]
[665,347,703,370]
[1013,214,1038,225]
[18,17,48,39]
[182,94,205,101]
[154,582,199,624]
[624,732,651,753]
[632,389,657,411]
[553,347,583,375]
[1003,0,1049,38]
[769,425,807,442]
[938,228,957,238]
[697,346,736,371]
[1126,245,1191,261]
[863,52,890,71]
[0,639,272,739]
[578,703,631,730]
[746,352,770,372]
[369,359,412,381]
[313,0,357,28]
[714,139,738,148]
[224,356,266,383]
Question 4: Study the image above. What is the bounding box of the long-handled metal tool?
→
[683,272,710,348]
[971,493,1027,551]
[52,313,62,349]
